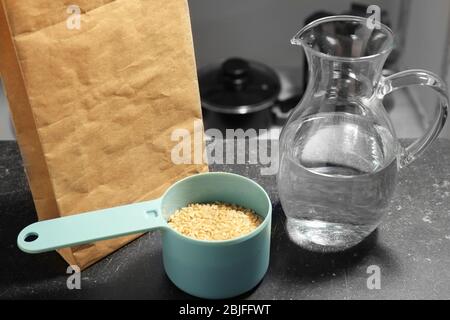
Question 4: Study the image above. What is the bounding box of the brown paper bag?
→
[0,0,207,269]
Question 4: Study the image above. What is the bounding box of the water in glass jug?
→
[278,16,448,252]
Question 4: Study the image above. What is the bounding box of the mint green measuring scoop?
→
[17,172,272,299]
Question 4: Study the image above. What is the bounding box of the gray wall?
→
[189,0,448,76]
[396,0,450,138]
[189,0,390,87]
[399,0,449,74]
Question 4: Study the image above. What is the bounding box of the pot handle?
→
[272,95,302,123]
[378,69,449,168]
[17,198,166,254]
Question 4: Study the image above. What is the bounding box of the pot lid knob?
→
[222,58,250,91]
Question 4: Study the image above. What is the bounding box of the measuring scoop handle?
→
[17,198,166,254]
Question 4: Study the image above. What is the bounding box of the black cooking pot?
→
[198,58,297,133]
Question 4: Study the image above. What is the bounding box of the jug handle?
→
[17,198,167,254]
[378,69,449,168]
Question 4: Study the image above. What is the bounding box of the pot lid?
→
[198,58,281,114]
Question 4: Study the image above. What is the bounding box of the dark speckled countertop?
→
[0,139,449,299]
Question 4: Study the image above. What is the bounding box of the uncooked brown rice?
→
[168,202,262,241]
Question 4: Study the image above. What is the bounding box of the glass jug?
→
[278,16,449,252]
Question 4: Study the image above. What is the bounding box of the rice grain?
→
[168,202,262,241]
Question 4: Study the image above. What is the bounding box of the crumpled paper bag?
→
[0,0,207,269]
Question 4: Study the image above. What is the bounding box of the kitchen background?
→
[1,0,449,140]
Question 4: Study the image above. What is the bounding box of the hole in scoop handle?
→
[17,198,166,254]
[380,69,449,168]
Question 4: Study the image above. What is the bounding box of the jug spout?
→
[292,16,394,98]
[291,15,394,59]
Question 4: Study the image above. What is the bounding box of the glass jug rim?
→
[291,15,395,62]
